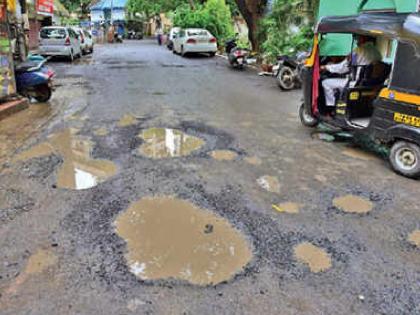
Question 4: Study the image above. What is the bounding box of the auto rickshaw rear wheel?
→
[389,140,420,178]
[299,103,319,128]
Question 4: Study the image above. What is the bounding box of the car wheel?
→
[389,140,420,178]
[299,103,319,128]
[209,52,216,57]
[277,66,295,90]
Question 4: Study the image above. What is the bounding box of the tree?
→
[173,0,234,42]
[234,0,268,51]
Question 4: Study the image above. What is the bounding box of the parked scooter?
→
[114,33,123,43]
[15,58,54,102]
[275,51,309,90]
[225,38,249,69]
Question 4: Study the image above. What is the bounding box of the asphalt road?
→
[0,40,419,315]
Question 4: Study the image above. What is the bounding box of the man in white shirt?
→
[321,36,382,107]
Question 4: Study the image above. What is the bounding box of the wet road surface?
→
[0,40,419,314]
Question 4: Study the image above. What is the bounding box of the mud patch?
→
[24,249,58,274]
[244,156,262,166]
[0,188,35,224]
[209,150,238,161]
[118,114,137,127]
[342,147,375,161]
[138,128,205,159]
[115,197,252,286]
[4,249,57,296]
[294,242,332,273]
[408,230,420,247]
[93,127,109,136]
[272,202,301,214]
[15,129,117,190]
[257,176,280,193]
[333,195,373,214]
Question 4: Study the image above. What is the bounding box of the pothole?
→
[333,195,373,214]
[272,202,301,214]
[14,129,117,190]
[294,242,332,273]
[408,230,420,247]
[118,114,137,127]
[93,127,108,136]
[244,156,262,166]
[209,150,238,161]
[114,197,253,286]
[257,175,280,193]
[138,128,205,159]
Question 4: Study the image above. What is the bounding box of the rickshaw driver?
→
[320,35,382,108]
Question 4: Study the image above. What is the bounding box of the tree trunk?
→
[234,0,267,51]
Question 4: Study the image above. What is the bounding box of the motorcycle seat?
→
[15,60,44,73]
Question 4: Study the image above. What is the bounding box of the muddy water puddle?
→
[15,129,117,190]
[138,128,205,159]
[115,197,252,286]
[209,150,238,161]
[333,195,373,214]
[408,230,420,247]
[294,242,332,273]
[257,175,280,193]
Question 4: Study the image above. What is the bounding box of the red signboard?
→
[37,0,53,15]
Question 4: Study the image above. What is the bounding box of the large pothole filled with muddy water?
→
[114,197,253,286]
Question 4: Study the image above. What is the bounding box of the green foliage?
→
[259,0,314,63]
[173,0,234,43]
[127,0,185,19]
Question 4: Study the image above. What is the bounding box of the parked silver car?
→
[39,26,82,61]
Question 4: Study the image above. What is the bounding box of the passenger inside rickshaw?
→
[319,35,392,127]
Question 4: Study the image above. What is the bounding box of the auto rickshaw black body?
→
[300,12,420,178]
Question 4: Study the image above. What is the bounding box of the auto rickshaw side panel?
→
[370,96,420,144]
[369,41,420,144]
[301,66,313,113]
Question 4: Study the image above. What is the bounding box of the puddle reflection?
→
[138,128,204,159]
[15,129,117,190]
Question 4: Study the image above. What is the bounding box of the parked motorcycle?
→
[15,58,54,102]
[275,51,309,90]
[114,33,123,43]
[225,38,249,69]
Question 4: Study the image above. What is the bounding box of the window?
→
[40,28,66,39]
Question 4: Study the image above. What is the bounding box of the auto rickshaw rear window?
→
[390,42,420,93]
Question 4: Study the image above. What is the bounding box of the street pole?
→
[110,0,113,25]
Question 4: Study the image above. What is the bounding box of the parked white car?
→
[167,27,181,50]
[39,26,82,61]
[72,27,93,54]
[173,28,217,57]
[82,29,94,54]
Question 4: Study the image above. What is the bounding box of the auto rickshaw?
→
[299,12,420,178]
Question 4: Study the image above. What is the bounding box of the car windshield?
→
[40,28,66,39]
[187,30,208,36]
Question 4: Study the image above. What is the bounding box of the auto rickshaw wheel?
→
[389,141,420,178]
[299,103,319,128]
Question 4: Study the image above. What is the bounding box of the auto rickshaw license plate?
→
[394,113,420,127]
